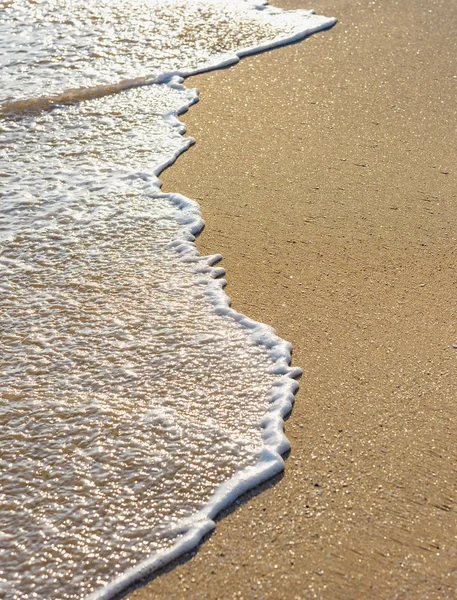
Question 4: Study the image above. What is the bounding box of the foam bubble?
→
[0,1,336,598]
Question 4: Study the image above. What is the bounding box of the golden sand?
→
[129,0,457,597]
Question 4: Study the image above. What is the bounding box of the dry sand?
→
[128,0,457,598]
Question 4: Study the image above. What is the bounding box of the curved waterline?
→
[0,3,335,598]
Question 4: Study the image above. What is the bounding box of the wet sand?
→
[128,0,457,598]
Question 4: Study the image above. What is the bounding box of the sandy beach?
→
[128,0,457,598]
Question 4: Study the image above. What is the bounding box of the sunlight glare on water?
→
[0,0,300,106]
[0,1,334,598]
[1,84,280,599]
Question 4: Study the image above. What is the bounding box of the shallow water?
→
[0,1,334,598]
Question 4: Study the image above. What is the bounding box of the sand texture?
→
[128,0,457,598]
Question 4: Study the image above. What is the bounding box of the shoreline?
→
[130,0,457,598]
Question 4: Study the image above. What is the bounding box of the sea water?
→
[0,2,335,598]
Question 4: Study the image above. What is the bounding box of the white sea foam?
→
[0,2,335,598]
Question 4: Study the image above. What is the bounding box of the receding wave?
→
[0,1,335,598]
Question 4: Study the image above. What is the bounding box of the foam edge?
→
[86,8,337,600]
